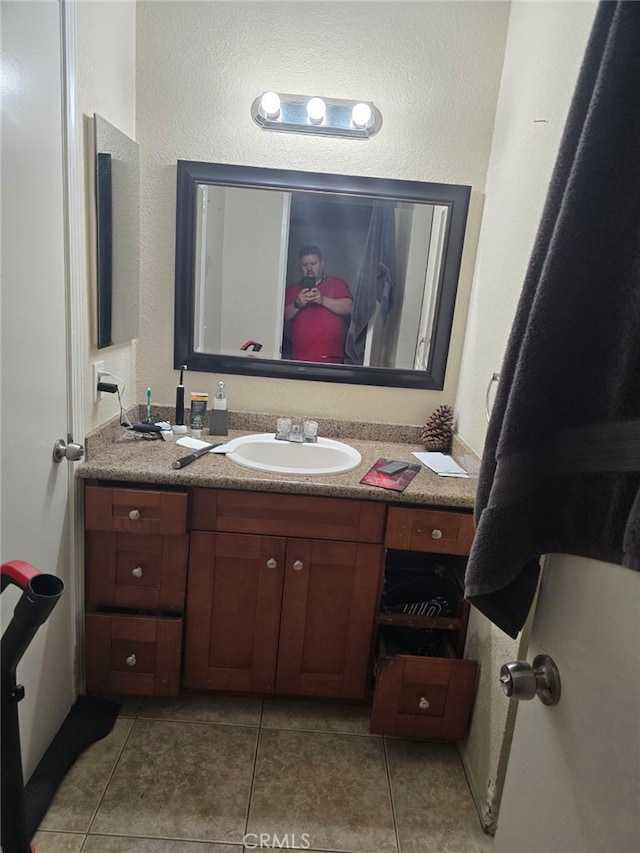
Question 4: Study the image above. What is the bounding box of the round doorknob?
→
[499,654,561,706]
[128,509,140,520]
[266,558,277,569]
[131,566,143,578]
[125,654,137,667]
[418,697,430,710]
[293,560,304,571]
[431,529,443,540]
[52,438,85,463]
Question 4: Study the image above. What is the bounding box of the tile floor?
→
[33,694,492,853]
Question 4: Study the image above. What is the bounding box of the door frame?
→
[60,0,86,692]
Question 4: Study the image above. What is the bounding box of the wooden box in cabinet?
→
[85,613,182,696]
[385,507,474,556]
[370,637,478,740]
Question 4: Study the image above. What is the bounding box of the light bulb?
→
[352,102,372,129]
[260,91,281,119]
[306,97,326,123]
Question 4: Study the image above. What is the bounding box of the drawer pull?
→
[128,509,140,521]
[125,654,137,667]
[266,558,277,569]
[293,560,304,572]
[431,529,443,540]
[131,566,143,578]
[418,697,430,710]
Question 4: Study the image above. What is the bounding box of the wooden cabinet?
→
[370,506,478,740]
[82,481,478,734]
[84,485,188,696]
[184,491,385,700]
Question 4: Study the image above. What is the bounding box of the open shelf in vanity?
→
[370,506,478,740]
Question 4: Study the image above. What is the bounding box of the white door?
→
[1,0,79,778]
[495,554,640,853]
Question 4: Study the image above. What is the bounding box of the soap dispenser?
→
[209,381,228,435]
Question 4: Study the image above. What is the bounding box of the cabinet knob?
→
[128,509,140,521]
[293,560,304,571]
[418,697,430,710]
[131,566,143,578]
[431,529,442,540]
[125,654,137,667]
[266,558,277,569]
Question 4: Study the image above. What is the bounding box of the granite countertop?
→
[79,411,478,510]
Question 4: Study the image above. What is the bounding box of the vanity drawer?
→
[193,489,386,543]
[85,486,188,536]
[385,507,474,555]
[85,613,182,696]
[85,531,188,611]
[370,635,477,740]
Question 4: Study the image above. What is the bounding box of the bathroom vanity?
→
[80,418,478,740]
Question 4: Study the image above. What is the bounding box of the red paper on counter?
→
[360,458,421,492]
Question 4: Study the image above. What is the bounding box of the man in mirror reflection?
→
[283,245,353,363]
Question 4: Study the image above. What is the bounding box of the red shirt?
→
[285,277,353,363]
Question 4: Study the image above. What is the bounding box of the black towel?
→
[464,1,640,638]
[344,200,396,365]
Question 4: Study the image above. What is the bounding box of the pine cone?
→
[421,404,454,452]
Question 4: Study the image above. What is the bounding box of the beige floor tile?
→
[39,718,134,833]
[82,836,238,851]
[385,739,493,853]
[262,697,375,736]
[140,693,263,727]
[31,831,85,852]
[247,728,397,853]
[90,719,257,843]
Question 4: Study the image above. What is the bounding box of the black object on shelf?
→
[380,625,451,658]
[382,553,460,618]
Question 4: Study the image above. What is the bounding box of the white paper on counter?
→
[175,436,235,453]
[412,451,469,478]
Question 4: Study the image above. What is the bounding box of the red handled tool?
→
[1,560,64,853]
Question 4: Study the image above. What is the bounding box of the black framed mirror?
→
[174,161,470,389]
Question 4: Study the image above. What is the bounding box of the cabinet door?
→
[276,538,382,699]
[183,531,286,692]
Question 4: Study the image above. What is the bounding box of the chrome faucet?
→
[275,418,318,443]
[288,421,304,442]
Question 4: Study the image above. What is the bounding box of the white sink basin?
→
[223,433,362,476]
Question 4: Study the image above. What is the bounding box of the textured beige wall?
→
[77,0,137,432]
[135,0,510,423]
[455,0,598,832]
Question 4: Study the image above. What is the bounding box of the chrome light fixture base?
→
[251,92,382,139]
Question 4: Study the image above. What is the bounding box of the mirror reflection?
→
[94,114,140,348]
[176,162,470,389]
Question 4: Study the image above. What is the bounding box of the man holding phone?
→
[284,245,353,363]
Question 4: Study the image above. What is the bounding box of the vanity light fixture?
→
[251,92,382,139]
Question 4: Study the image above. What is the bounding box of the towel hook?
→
[485,372,500,423]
